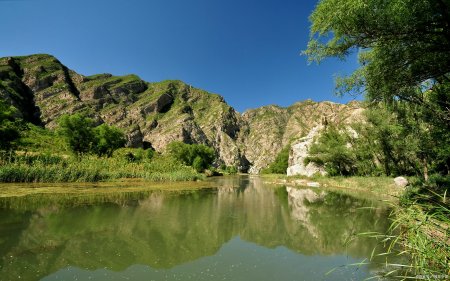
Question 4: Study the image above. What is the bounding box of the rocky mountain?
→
[0,54,363,173]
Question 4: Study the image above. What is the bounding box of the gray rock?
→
[306,182,320,187]
[126,127,143,148]
[394,177,408,188]
[287,126,327,177]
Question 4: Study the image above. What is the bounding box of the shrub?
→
[0,100,23,151]
[58,114,125,157]
[261,146,290,174]
[113,148,155,162]
[225,165,238,174]
[58,114,96,154]
[167,141,215,172]
[93,124,126,157]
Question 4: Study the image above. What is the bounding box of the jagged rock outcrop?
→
[285,102,365,176]
[0,54,363,173]
[241,105,290,173]
[242,100,363,173]
[287,125,327,177]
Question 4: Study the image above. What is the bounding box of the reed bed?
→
[357,180,450,280]
[0,152,202,183]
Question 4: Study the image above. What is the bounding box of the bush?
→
[58,113,125,157]
[167,142,215,172]
[93,124,126,157]
[192,156,204,172]
[0,100,23,151]
[112,148,155,162]
[261,146,290,174]
[225,165,238,174]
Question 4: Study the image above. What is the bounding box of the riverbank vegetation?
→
[167,141,215,172]
[0,113,208,183]
[0,149,204,183]
[261,145,290,174]
[305,0,450,277]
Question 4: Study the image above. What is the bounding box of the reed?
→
[357,179,450,280]
[0,152,202,183]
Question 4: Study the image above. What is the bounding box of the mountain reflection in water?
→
[0,176,393,281]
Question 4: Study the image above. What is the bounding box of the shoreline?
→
[0,174,403,200]
[260,174,403,201]
[0,179,215,198]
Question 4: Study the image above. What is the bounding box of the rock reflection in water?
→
[286,186,326,238]
[0,176,391,281]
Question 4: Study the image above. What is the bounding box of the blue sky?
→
[0,0,359,112]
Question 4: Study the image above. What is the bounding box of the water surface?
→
[0,176,393,281]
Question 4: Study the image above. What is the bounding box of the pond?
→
[0,176,396,281]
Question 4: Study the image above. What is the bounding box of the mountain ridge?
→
[0,54,362,173]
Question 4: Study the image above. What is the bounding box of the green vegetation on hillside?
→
[0,100,22,151]
[261,145,290,174]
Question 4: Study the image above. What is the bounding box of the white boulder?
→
[394,177,408,188]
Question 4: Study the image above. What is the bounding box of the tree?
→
[58,114,96,155]
[59,114,126,157]
[261,146,290,174]
[305,0,450,107]
[167,141,215,172]
[0,100,22,151]
[306,125,357,176]
[305,0,450,177]
[93,124,126,157]
[192,156,206,172]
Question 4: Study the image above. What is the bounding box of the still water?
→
[0,176,394,281]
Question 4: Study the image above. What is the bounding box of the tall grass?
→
[0,152,203,183]
[388,202,450,279]
[360,177,450,280]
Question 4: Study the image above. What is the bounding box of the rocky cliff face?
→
[0,54,363,173]
[242,100,363,173]
[286,125,327,177]
[286,104,364,177]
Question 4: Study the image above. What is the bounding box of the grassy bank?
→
[261,174,402,200]
[382,178,450,279]
[0,180,214,211]
[387,201,449,278]
[0,152,203,183]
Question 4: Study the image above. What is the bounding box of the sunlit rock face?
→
[241,101,364,174]
[286,126,327,177]
[286,106,365,177]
